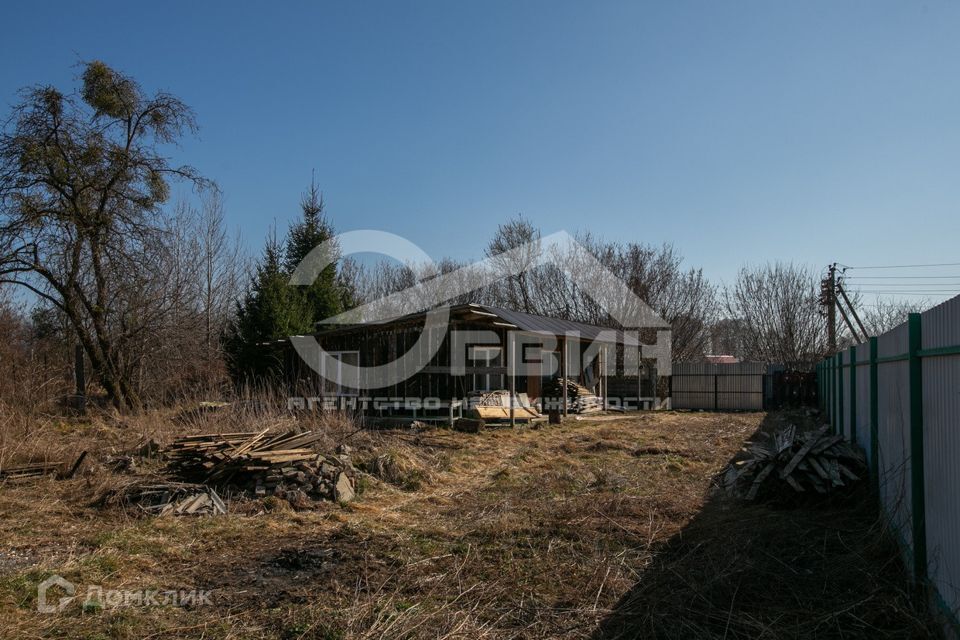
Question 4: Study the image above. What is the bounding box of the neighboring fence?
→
[817,294,960,634]
[671,362,817,410]
[672,362,767,410]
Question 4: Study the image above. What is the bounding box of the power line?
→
[844,275,960,280]
[844,262,960,270]
[853,284,960,291]
[860,289,960,297]
[851,284,960,288]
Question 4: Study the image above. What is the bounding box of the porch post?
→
[561,335,568,417]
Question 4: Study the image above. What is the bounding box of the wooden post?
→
[508,332,516,427]
[561,336,568,417]
[73,344,87,410]
[638,356,643,409]
[74,344,85,398]
[599,346,606,410]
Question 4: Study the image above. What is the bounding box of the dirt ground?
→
[0,410,936,639]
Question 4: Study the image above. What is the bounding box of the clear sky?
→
[3,1,959,306]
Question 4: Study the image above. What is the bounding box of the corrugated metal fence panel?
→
[840,350,850,440]
[876,323,913,562]
[920,296,960,619]
[672,363,715,410]
[717,370,764,410]
[672,363,765,410]
[854,347,872,465]
[822,295,960,628]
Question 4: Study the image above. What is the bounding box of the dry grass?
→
[0,407,936,639]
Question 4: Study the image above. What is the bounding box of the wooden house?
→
[282,304,661,424]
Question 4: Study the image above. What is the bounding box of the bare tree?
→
[707,317,749,357]
[196,191,244,370]
[573,234,717,361]
[122,196,244,403]
[724,263,827,365]
[342,217,717,363]
[862,297,925,336]
[0,61,205,409]
[484,218,542,314]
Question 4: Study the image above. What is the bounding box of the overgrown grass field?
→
[0,407,936,639]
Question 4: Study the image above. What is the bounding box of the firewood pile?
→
[164,430,357,503]
[721,425,866,501]
[543,378,603,413]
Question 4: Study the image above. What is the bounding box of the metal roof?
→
[477,305,644,346]
[314,303,649,346]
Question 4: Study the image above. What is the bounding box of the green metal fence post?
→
[869,337,879,491]
[849,345,857,446]
[908,313,927,583]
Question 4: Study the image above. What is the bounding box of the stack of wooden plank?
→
[0,452,88,483]
[467,390,542,421]
[542,378,603,413]
[164,429,357,503]
[0,461,64,481]
[166,429,325,481]
[721,425,866,500]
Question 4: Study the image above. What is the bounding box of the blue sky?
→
[3,1,959,305]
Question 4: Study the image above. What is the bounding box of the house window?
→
[320,351,360,397]
[470,346,502,392]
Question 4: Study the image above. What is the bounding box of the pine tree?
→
[225,177,356,383]
[284,177,344,324]
[225,232,312,381]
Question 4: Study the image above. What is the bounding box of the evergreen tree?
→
[225,232,312,381]
[225,178,356,383]
[284,178,344,324]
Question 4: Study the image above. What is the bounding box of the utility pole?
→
[819,264,838,353]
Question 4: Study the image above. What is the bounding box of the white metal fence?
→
[818,294,960,634]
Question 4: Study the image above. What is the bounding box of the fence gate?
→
[671,362,767,410]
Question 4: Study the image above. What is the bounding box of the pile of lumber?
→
[0,461,64,481]
[0,452,88,483]
[164,430,357,503]
[108,481,227,516]
[467,390,541,422]
[721,425,866,500]
[542,378,603,413]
